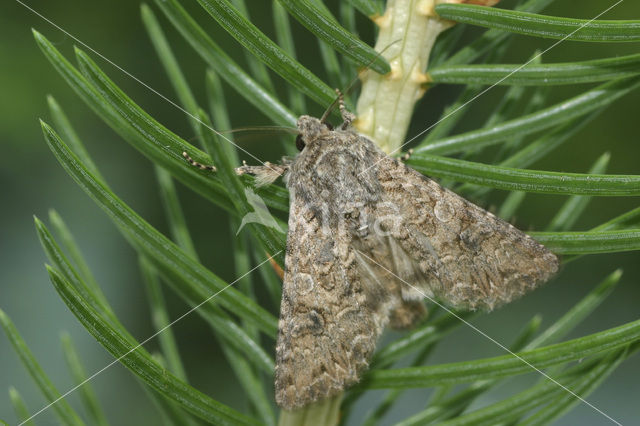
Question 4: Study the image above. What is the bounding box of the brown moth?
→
[196,98,559,410]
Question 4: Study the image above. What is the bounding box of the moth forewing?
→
[236,113,558,410]
[373,154,559,311]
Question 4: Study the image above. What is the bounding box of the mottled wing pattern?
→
[274,195,400,410]
[272,117,558,409]
[371,156,559,311]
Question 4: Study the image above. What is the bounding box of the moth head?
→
[296,115,333,151]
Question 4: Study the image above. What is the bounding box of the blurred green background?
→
[1,0,639,424]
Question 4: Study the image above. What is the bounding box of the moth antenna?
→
[183,151,217,172]
[222,126,298,135]
[319,40,401,125]
[319,96,340,125]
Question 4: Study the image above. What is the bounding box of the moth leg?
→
[335,88,356,130]
[388,299,427,329]
[236,161,288,186]
[400,148,414,162]
[183,151,217,172]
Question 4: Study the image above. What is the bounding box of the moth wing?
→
[274,196,399,410]
[374,158,558,311]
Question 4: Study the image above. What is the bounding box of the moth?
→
[188,95,558,410]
